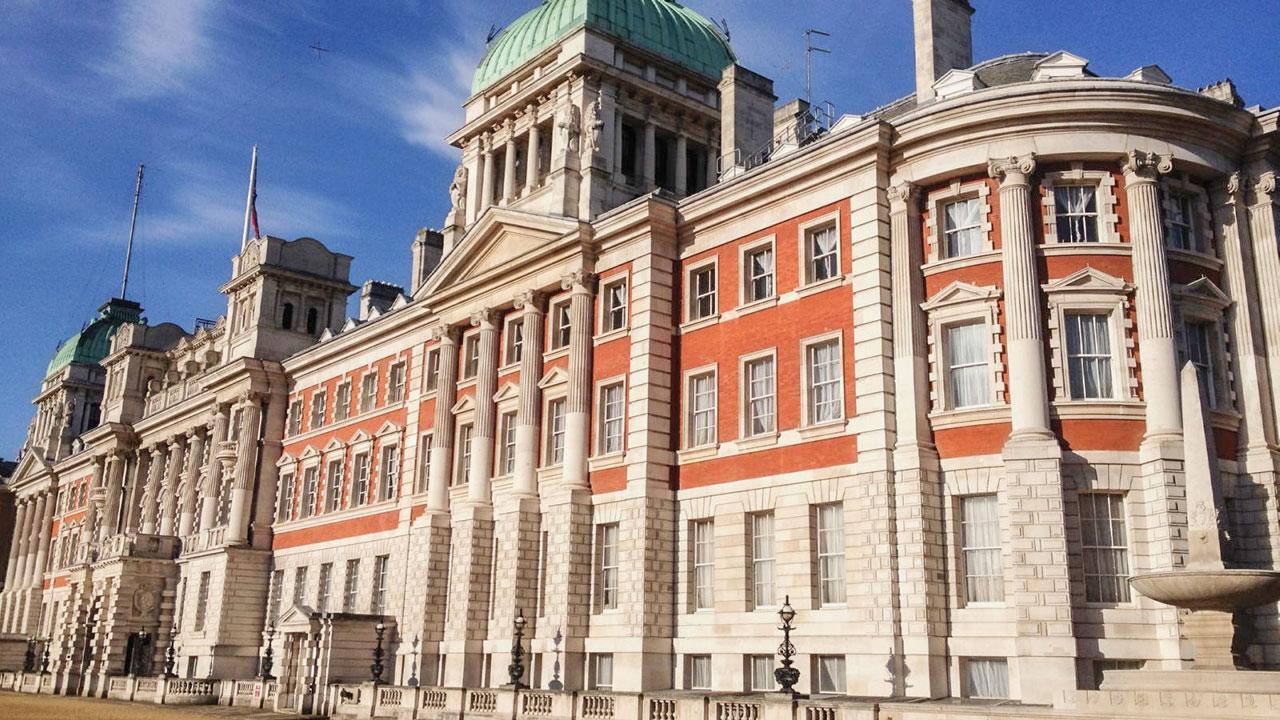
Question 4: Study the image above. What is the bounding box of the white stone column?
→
[227,394,262,545]
[427,327,460,513]
[481,140,496,213]
[200,404,231,531]
[642,118,656,190]
[4,499,31,589]
[674,132,688,195]
[1124,150,1181,443]
[468,311,501,504]
[1246,171,1280,439]
[989,154,1053,440]
[100,452,125,541]
[561,271,595,489]
[890,182,933,452]
[25,491,53,588]
[178,428,207,538]
[525,118,542,192]
[139,445,166,534]
[80,457,105,559]
[123,448,149,533]
[158,435,187,536]
[502,128,518,204]
[513,291,546,497]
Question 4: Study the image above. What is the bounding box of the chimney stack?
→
[913,0,975,102]
[411,228,445,293]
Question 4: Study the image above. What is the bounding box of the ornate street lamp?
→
[259,625,276,680]
[548,627,564,691]
[507,609,527,688]
[40,636,51,674]
[23,636,36,673]
[163,638,177,677]
[370,622,386,684]
[774,596,801,697]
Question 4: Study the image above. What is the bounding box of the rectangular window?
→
[301,467,318,518]
[806,224,839,284]
[276,473,295,522]
[752,512,776,608]
[1167,191,1196,251]
[497,412,517,476]
[194,572,211,631]
[317,563,333,612]
[351,453,370,507]
[692,520,714,610]
[325,459,343,513]
[293,566,308,607]
[334,382,351,421]
[960,495,1004,603]
[378,445,399,501]
[551,302,572,350]
[342,559,360,612]
[599,382,625,455]
[688,372,717,448]
[591,654,614,691]
[287,399,303,436]
[815,656,847,694]
[1054,186,1100,243]
[946,322,991,409]
[1065,313,1114,399]
[1184,321,1216,407]
[602,280,628,333]
[598,524,620,610]
[690,265,717,320]
[546,399,566,466]
[371,555,389,614]
[387,362,406,403]
[964,658,1010,699]
[1080,493,1131,603]
[687,655,712,690]
[943,198,983,258]
[505,319,524,365]
[455,424,473,485]
[425,349,441,392]
[360,372,378,413]
[806,339,842,424]
[310,391,327,430]
[268,569,283,623]
[744,356,776,437]
[816,504,846,606]
[416,432,432,494]
[462,335,480,379]
[744,245,774,303]
[749,655,777,691]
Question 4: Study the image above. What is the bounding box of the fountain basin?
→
[1130,569,1280,611]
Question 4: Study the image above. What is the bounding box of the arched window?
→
[306,308,319,335]
[281,303,294,331]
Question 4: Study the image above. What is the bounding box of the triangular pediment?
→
[493,381,520,404]
[1127,64,1172,84]
[277,453,297,468]
[921,281,1001,312]
[375,421,400,438]
[349,430,371,445]
[452,394,477,415]
[1042,267,1132,295]
[538,366,569,389]
[275,604,319,631]
[8,451,56,492]
[417,208,583,300]
[1033,51,1091,81]
[933,68,986,100]
[322,438,345,453]
[1177,276,1232,309]
[299,445,320,459]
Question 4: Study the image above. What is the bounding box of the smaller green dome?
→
[473,0,736,94]
[46,299,143,378]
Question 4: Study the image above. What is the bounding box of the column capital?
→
[514,290,547,312]
[1248,171,1277,208]
[887,181,921,212]
[235,390,264,408]
[1121,150,1173,184]
[431,324,461,345]
[987,154,1037,187]
[149,445,166,460]
[470,308,500,329]
[561,269,597,294]
[92,455,107,471]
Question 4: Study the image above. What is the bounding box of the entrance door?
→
[276,634,303,711]
[123,633,153,676]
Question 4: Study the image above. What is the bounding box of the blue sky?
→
[1,0,1277,457]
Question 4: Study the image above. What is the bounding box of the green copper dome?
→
[472,0,736,94]
[45,299,142,378]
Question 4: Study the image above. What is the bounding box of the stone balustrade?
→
[97,533,180,561]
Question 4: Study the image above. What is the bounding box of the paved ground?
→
[0,691,318,719]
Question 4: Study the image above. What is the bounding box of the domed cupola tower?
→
[441,0,764,244]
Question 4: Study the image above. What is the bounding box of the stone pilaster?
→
[178,429,207,538]
[513,291,546,498]
[158,435,187,537]
[468,310,500,505]
[480,137,496,213]
[227,395,261,544]
[99,453,125,542]
[200,405,231,531]
[1245,171,1280,444]
[561,270,595,490]
[427,327,460,513]
[80,457,106,560]
[4,497,30,589]
[525,113,542,193]
[502,122,517,203]
[139,445,166,535]
[27,491,53,590]
[441,503,494,688]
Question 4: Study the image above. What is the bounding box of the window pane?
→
[745,357,776,436]
[746,247,774,302]
[961,495,1004,603]
[1065,313,1114,400]
[1080,493,1131,603]
[809,226,838,282]
[752,513,776,608]
[1054,186,1099,243]
[688,655,712,690]
[1184,321,1216,407]
[946,323,991,409]
[690,373,717,447]
[693,520,714,610]
[807,340,841,423]
[817,504,846,605]
[817,656,846,694]
[965,659,1009,699]
[601,383,625,454]
[943,199,983,258]
[750,656,777,691]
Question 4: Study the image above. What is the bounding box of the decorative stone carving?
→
[559,103,581,153]
[449,166,468,212]
[887,181,920,210]
[1121,149,1174,183]
[560,269,595,292]
[513,290,546,311]
[987,153,1037,185]
[583,97,603,156]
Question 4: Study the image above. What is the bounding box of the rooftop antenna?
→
[486,24,501,44]
[120,163,145,300]
[804,28,831,106]
[309,41,329,59]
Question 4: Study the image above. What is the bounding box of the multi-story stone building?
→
[3,0,1279,713]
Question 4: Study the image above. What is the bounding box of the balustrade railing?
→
[582,693,617,720]
[522,692,555,716]
[649,698,677,720]
[469,690,498,713]
[716,700,760,720]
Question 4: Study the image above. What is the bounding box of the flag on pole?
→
[240,145,260,251]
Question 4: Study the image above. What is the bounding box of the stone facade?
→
[3,0,1280,716]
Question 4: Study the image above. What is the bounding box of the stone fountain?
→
[1114,362,1280,691]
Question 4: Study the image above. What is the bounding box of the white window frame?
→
[814,655,847,694]
[503,316,524,367]
[959,494,1005,605]
[386,362,406,404]
[543,396,567,467]
[371,554,390,614]
[740,349,778,439]
[596,378,626,457]
[424,348,441,393]
[748,655,777,691]
[798,212,842,288]
[691,519,714,611]
[962,658,1010,700]
[461,332,481,380]
[342,559,360,612]
[1079,492,1132,605]
[683,366,718,450]
[590,653,614,691]
[685,258,719,323]
[739,236,776,306]
[751,511,776,609]
[686,654,712,691]
[549,300,572,351]
[300,465,319,519]
[310,390,327,431]
[497,411,518,477]
[276,469,296,522]
[377,443,399,502]
[350,450,371,507]
[360,371,378,413]
[815,503,847,607]
[922,282,1004,416]
[454,422,474,486]
[599,276,629,335]
[597,523,620,611]
[287,399,303,436]
[325,456,344,513]
[925,180,994,264]
[1043,268,1136,406]
[801,333,845,427]
[334,381,352,421]
[1040,166,1121,244]
[1161,176,1213,256]
[317,562,333,612]
[1174,279,1233,413]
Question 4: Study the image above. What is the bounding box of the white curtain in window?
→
[1065,313,1113,399]
[749,248,774,300]
[747,358,775,434]
[811,227,838,280]
[1055,186,1099,243]
[750,656,776,691]
[1080,493,1131,603]
[690,374,716,446]
[965,659,1009,699]
[944,199,983,257]
[808,340,841,423]
[689,656,711,690]
[946,323,991,409]
[961,495,1004,603]
[817,656,846,693]
[1184,322,1216,406]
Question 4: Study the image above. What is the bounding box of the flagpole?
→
[121,163,145,300]
[240,145,258,251]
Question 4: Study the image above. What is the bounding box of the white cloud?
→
[99,0,216,99]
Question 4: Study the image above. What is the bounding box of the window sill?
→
[796,275,844,298]
[498,362,520,375]
[736,432,780,451]
[922,249,1001,276]
[678,445,720,463]
[588,453,625,471]
[542,347,570,362]
[1050,400,1144,420]
[680,314,720,334]
[1040,242,1131,257]
[593,328,630,346]
[797,420,847,440]
[928,405,1011,430]
[1168,247,1224,271]
[736,296,778,317]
